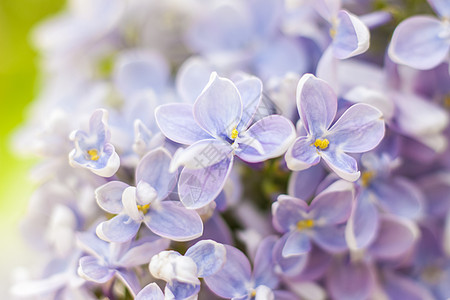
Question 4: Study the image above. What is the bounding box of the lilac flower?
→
[156,72,295,209]
[149,240,226,299]
[135,283,165,300]
[285,74,385,181]
[389,0,450,71]
[77,231,169,297]
[10,252,95,300]
[272,180,354,257]
[95,148,203,242]
[327,215,418,300]
[69,109,120,177]
[204,236,296,300]
[314,0,370,59]
[346,152,424,250]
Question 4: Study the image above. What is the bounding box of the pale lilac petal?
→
[96,214,141,243]
[116,269,141,297]
[359,11,392,28]
[155,103,212,145]
[312,225,348,252]
[170,139,232,171]
[165,281,200,300]
[235,77,262,131]
[89,109,109,144]
[383,271,435,300]
[296,74,337,136]
[288,166,326,200]
[136,283,164,300]
[204,245,251,298]
[237,115,296,163]
[283,231,312,257]
[95,181,129,214]
[428,0,450,17]
[327,260,375,300]
[176,57,214,103]
[372,178,423,219]
[253,36,310,82]
[122,186,142,221]
[185,240,227,277]
[345,190,379,250]
[332,10,370,59]
[136,148,178,200]
[388,16,449,70]
[273,234,308,277]
[200,213,233,245]
[178,156,233,209]
[144,201,203,241]
[113,50,169,97]
[285,136,321,171]
[254,236,278,288]
[327,103,385,153]
[118,237,170,267]
[314,0,341,21]
[309,188,353,225]
[295,245,332,281]
[193,72,242,138]
[78,256,115,283]
[369,216,418,260]
[76,232,109,259]
[321,150,360,182]
[272,195,309,233]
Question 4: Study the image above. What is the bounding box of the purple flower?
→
[285,74,385,181]
[77,231,169,297]
[69,109,120,177]
[156,72,295,209]
[149,239,226,299]
[314,0,370,59]
[272,180,353,256]
[388,0,450,71]
[135,283,165,300]
[204,236,293,300]
[346,152,423,250]
[95,148,203,242]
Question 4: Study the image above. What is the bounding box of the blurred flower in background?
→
[2,0,450,299]
[0,0,63,297]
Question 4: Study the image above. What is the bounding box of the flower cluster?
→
[10,0,450,299]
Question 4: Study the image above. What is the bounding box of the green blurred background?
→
[0,0,63,294]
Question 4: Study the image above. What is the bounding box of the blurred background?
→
[0,0,63,295]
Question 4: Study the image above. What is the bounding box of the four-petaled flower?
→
[285,74,385,181]
[69,109,120,177]
[156,72,296,209]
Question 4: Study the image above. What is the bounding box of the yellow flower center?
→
[329,27,337,38]
[296,219,314,231]
[361,171,375,187]
[250,289,257,297]
[137,204,150,215]
[444,94,450,109]
[314,138,329,150]
[87,149,100,161]
[230,128,239,140]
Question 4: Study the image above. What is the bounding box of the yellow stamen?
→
[361,171,375,188]
[296,219,314,231]
[231,128,239,140]
[137,204,150,215]
[87,149,100,161]
[314,138,329,150]
[250,289,257,297]
[443,94,450,109]
[329,27,337,38]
